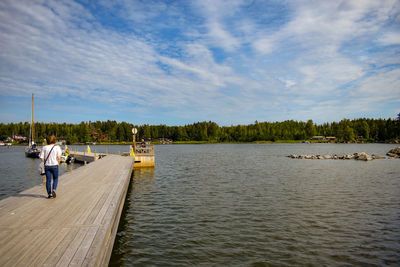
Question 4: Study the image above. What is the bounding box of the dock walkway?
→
[70,151,107,163]
[0,154,134,266]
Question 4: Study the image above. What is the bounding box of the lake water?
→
[1,144,399,266]
[109,143,400,266]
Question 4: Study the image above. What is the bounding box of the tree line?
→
[0,118,399,144]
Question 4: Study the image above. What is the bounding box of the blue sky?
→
[0,0,399,126]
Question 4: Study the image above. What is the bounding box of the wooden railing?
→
[134,143,154,156]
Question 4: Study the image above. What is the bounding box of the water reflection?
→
[26,157,38,186]
[109,168,155,267]
[132,168,156,196]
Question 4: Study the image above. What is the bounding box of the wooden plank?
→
[42,228,80,267]
[70,151,107,163]
[55,228,88,267]
[0,229,12,242]
[0,155,134,267]
[100,167,132,266]
[0,194,46,224]
[88,157,133,266]
[1,229,43,266]
[74,187,106,226]
[83,163,133,266]
[14,227,63,267]
[0,229,31,264]
[83,191,109,225]
[69,227,98,266]
[27,227,71,267]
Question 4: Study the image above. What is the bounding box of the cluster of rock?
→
[288,152,385,161]
[387,147,400,158]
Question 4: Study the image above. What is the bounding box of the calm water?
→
[110,143,400,266]
[1,144,399,266]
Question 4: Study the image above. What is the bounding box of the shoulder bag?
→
[38,145,56,175]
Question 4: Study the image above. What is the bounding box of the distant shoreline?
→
[160,140,399,145]
[2,118,399,145]
[5,140,399,146]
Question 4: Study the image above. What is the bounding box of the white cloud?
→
[354,69,400,100]
[206,20,240,51]
[250,0,398,102]
[378,32,400,46]
[192,0,245,51]
[285,80,296,88]
[297,54,364,92]
[251,0,397,53]
[253,37,275,54]
[286,0,395,43]
[286,68,400,122]
[0,0,399,124]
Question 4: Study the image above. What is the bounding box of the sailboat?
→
[25,93,41,158]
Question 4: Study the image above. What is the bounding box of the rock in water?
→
[354,152,373,161]
[387,147,400,158]
[287,152,384,161]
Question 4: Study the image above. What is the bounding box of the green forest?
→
[1,117,399,144]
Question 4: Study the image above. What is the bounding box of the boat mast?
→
[31,93,34,145]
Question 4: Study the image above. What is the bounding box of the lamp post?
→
[132,128,138,149]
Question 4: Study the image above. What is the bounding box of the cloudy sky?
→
[0,0,399,125]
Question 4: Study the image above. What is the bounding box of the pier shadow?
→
[14,193,47,199]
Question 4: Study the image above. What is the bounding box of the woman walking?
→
[39,135,62,198]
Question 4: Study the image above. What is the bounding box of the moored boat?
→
[25,143,41,158]
[60,145,74,164]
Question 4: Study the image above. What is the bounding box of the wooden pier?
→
[0,154,134,266]
[70,151,107,163]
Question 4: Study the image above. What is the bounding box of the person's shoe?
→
[48,195,52,199]
[52,191,56,198]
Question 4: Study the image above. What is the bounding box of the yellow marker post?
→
[130,146,135,159]
[87,145,91,153]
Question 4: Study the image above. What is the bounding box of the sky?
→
[0,0,399,126]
